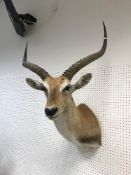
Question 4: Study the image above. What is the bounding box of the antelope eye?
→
[41,86,48,92]
[63,85,71,92]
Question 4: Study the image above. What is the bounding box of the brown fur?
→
[46,77,101,148]
[46,76,68,107]
[77,104,101,143]
[26,76,102,149]
[69,103,101,146]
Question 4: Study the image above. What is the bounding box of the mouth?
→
[46,114,59,121]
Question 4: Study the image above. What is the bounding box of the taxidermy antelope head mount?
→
[22,22,107,151]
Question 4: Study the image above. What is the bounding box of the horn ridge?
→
[62,22,107,80]
[22,43,50,80]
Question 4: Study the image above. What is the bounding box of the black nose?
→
[45,107,58,117]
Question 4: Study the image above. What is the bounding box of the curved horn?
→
[62,22,107,80]
[22,43,50,80]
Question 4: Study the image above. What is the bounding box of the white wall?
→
[0,1,131,175]
[0,0,131,77]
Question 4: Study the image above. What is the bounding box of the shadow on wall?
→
[47,142,98,175]
[0,152,14,175]
[25,0,59,37]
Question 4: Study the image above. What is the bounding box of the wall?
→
[0,0,131,76]
[0,0,131,175]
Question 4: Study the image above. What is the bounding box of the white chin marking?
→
[60,80,70,92]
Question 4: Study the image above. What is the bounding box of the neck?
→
[64,97,79,121]
[53,97,80,142]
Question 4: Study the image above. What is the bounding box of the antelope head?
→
[22,22,107,120]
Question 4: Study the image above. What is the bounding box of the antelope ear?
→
[71,73,92,92]
[26,78,44,90]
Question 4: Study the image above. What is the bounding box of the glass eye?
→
[41,86,47,92]
[63,85,71,92]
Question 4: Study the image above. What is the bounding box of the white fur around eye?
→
[43,81,49,91]
[60,80,70,92]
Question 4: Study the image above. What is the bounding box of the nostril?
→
[45,108,50,116]
[52,107,58,114]
[45,107,58,116]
